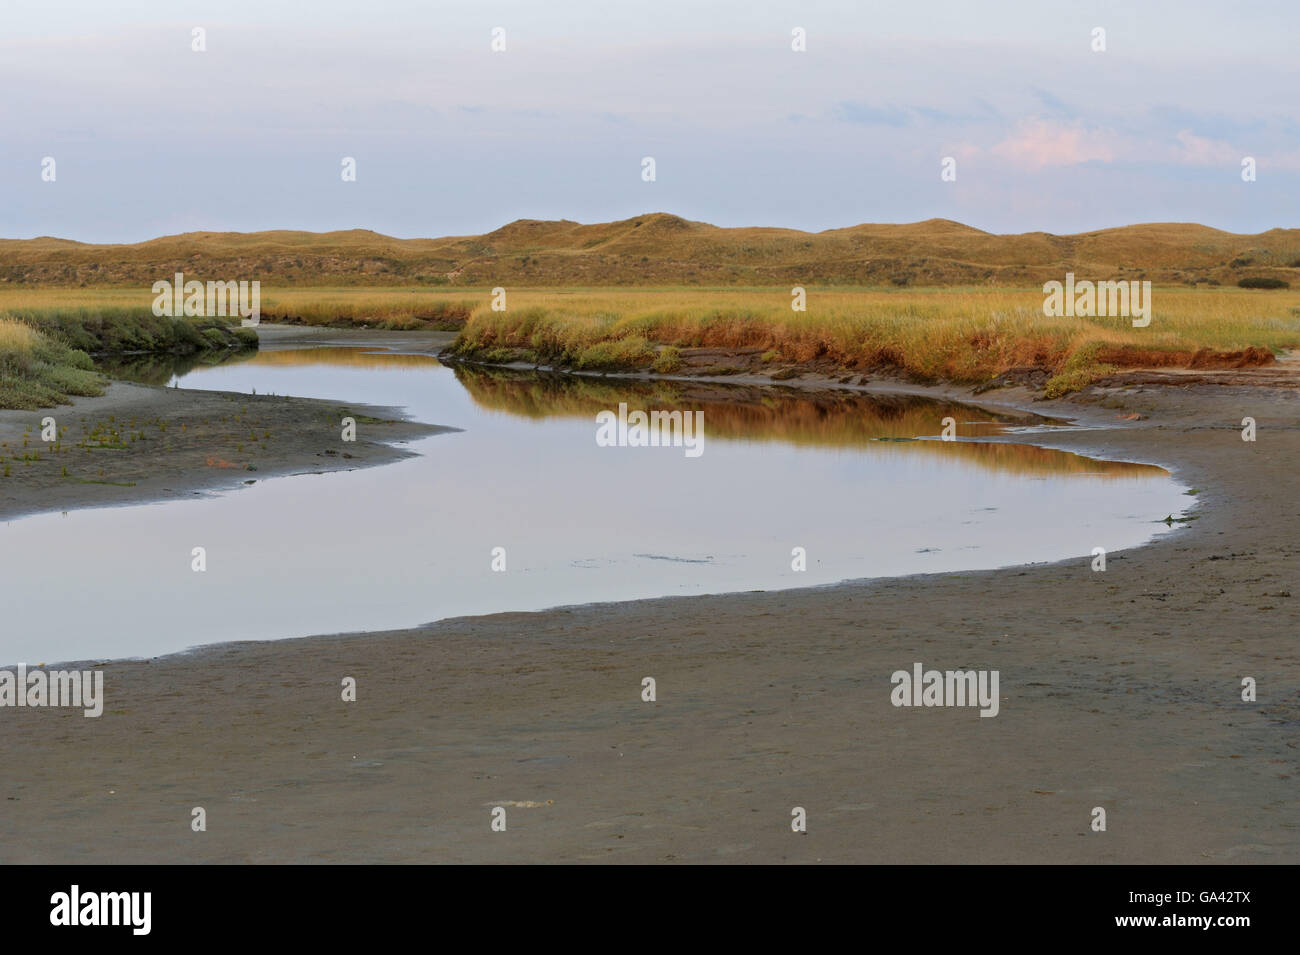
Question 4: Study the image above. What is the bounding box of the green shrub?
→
[651,346,684,374]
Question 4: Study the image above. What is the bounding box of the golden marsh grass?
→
[4,284,1298,395]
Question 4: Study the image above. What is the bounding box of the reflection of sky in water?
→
[0,345,1187,665]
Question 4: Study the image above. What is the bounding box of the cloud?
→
[1030,88,1073,117]
[991,119,1118,168]
[1158,129,1300,171]
[943,142,983,162]
[834,101,1000,129]
[1173,129,1239,165]
[834,103,913,127]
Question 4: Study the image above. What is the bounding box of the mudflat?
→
[0,380,448,523]
[0,370,1295,863]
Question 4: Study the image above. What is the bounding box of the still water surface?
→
[0,337,1186,664]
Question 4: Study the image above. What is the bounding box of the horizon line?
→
[5,213,1299,248]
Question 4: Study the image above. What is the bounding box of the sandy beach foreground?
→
[0,367,1295,864]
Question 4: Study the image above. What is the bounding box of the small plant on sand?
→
[1044,342,1119,399]
[651,346,684,374]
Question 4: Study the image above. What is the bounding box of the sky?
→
[1,0,1297,242]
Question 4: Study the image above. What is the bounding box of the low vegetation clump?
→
[0,306,258,408]
[0,317,106,408]
[1043,342,1119,398]
[5,306,257,354]
[652,345,684,374]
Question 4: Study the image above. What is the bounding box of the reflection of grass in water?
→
[887,438,1165,478]
[453,363,1018,437]
[452,365,1164,478]
[97,347,259,385]
[247,347,441,369]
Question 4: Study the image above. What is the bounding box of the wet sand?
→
[0,379,450,523]
[0,362,1296,864]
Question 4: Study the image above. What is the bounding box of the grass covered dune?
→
[4,215,1299,287]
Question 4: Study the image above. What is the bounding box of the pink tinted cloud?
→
[1174,129,1238,165]
[1171,131,1300,171]
[991,119,1117,168]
